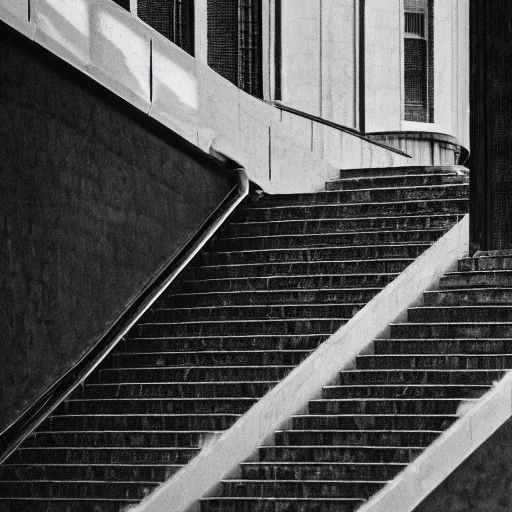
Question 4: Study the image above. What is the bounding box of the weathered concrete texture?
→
[0,26,233,434]
[413,408,512,512]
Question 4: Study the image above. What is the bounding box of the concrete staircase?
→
[0,167,468,511]
[200,250,512,512]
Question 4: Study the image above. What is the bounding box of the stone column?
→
[470,0,512,252]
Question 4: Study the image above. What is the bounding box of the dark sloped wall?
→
[0,24,234,434]
[413,417,512,512]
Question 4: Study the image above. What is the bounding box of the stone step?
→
[95,365,295,383]
[459,255,512,271]
[322,383,490,399]
[338,369,504,386]
[216,229,445,251]
[201,244,431,265]
[326,173,465,191]
[308,398,470,415]
[151,303,366,322]
[200,497,364,512]
[0,463,178,483]
[423,288,512,306]
[135,318,345,337]
[189,259,414,279]
[390,322,512,339]
[258,445,424,463]
[82,381,280,399]
[237,198,468,222]
[121,335,326,353]
[177,274,397,293]
[274,430,440,447]
[55,397,258,415]
[216,479,384,498]
[0,480,156,501]
[110,350,312,368]
[408,305,512,323]
[159,288,380,308]
[440,270,512,289]
[0,499,138,512]
[374,338,512,355]
[338,166,466,179]
[45,414,240,432]
[6,447,199,465]
[252,184,468,207]
[356,353,512,370]
[24,430,220,448]
[292,414,457,431]
[229,214,462,237]
[240,461,406,481]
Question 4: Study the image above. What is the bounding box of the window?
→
[137,0,195,56]
[404,0,433,122]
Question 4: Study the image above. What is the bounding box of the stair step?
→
[7,447,199,465]
[375,338,512,355]
[0,499,138,512]
[96,365,295,383]
[121,335,326,353]
[252,184,468,207]
[151,303,365,321]
[238,198,468,222]
[308,398,472,415]
[216,229,445,251]
[408,305,512,322]
[56,397,258,415]
[274,429,440,447]
[338,369,504,385]
[201,497,365,512]
[240,461,406,481]
[322,383,490,399]
[215,479,384,498]
[424,288,512,306]
[338,165,466,179]
[159,288,381,307]
[0,463,178,483]
[0,480,156,500]
[189,259,413,279]
[178,273,398,293]
[202,244,432,265]
[25,430,221,448]
[459,255,512,271]
[390,322,512,339]
[135,318,346,337]
[110,350,313,368]
[229,214,462,237]
[326,173,464,191]
[45,414,240,432]
[82,381,279,399]
[258,445,424,463]
[441,270,512,289]
[292,414,457,431]
[357,353,512,370]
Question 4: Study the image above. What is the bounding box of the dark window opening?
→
[404,0,433,122]
[207,0,262,98]
[138,0,195,56]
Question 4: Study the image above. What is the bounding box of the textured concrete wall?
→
[0,26,233,434]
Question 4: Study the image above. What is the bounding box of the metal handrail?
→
[267,101,412,159]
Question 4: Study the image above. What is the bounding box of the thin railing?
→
[268,101,412,158]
